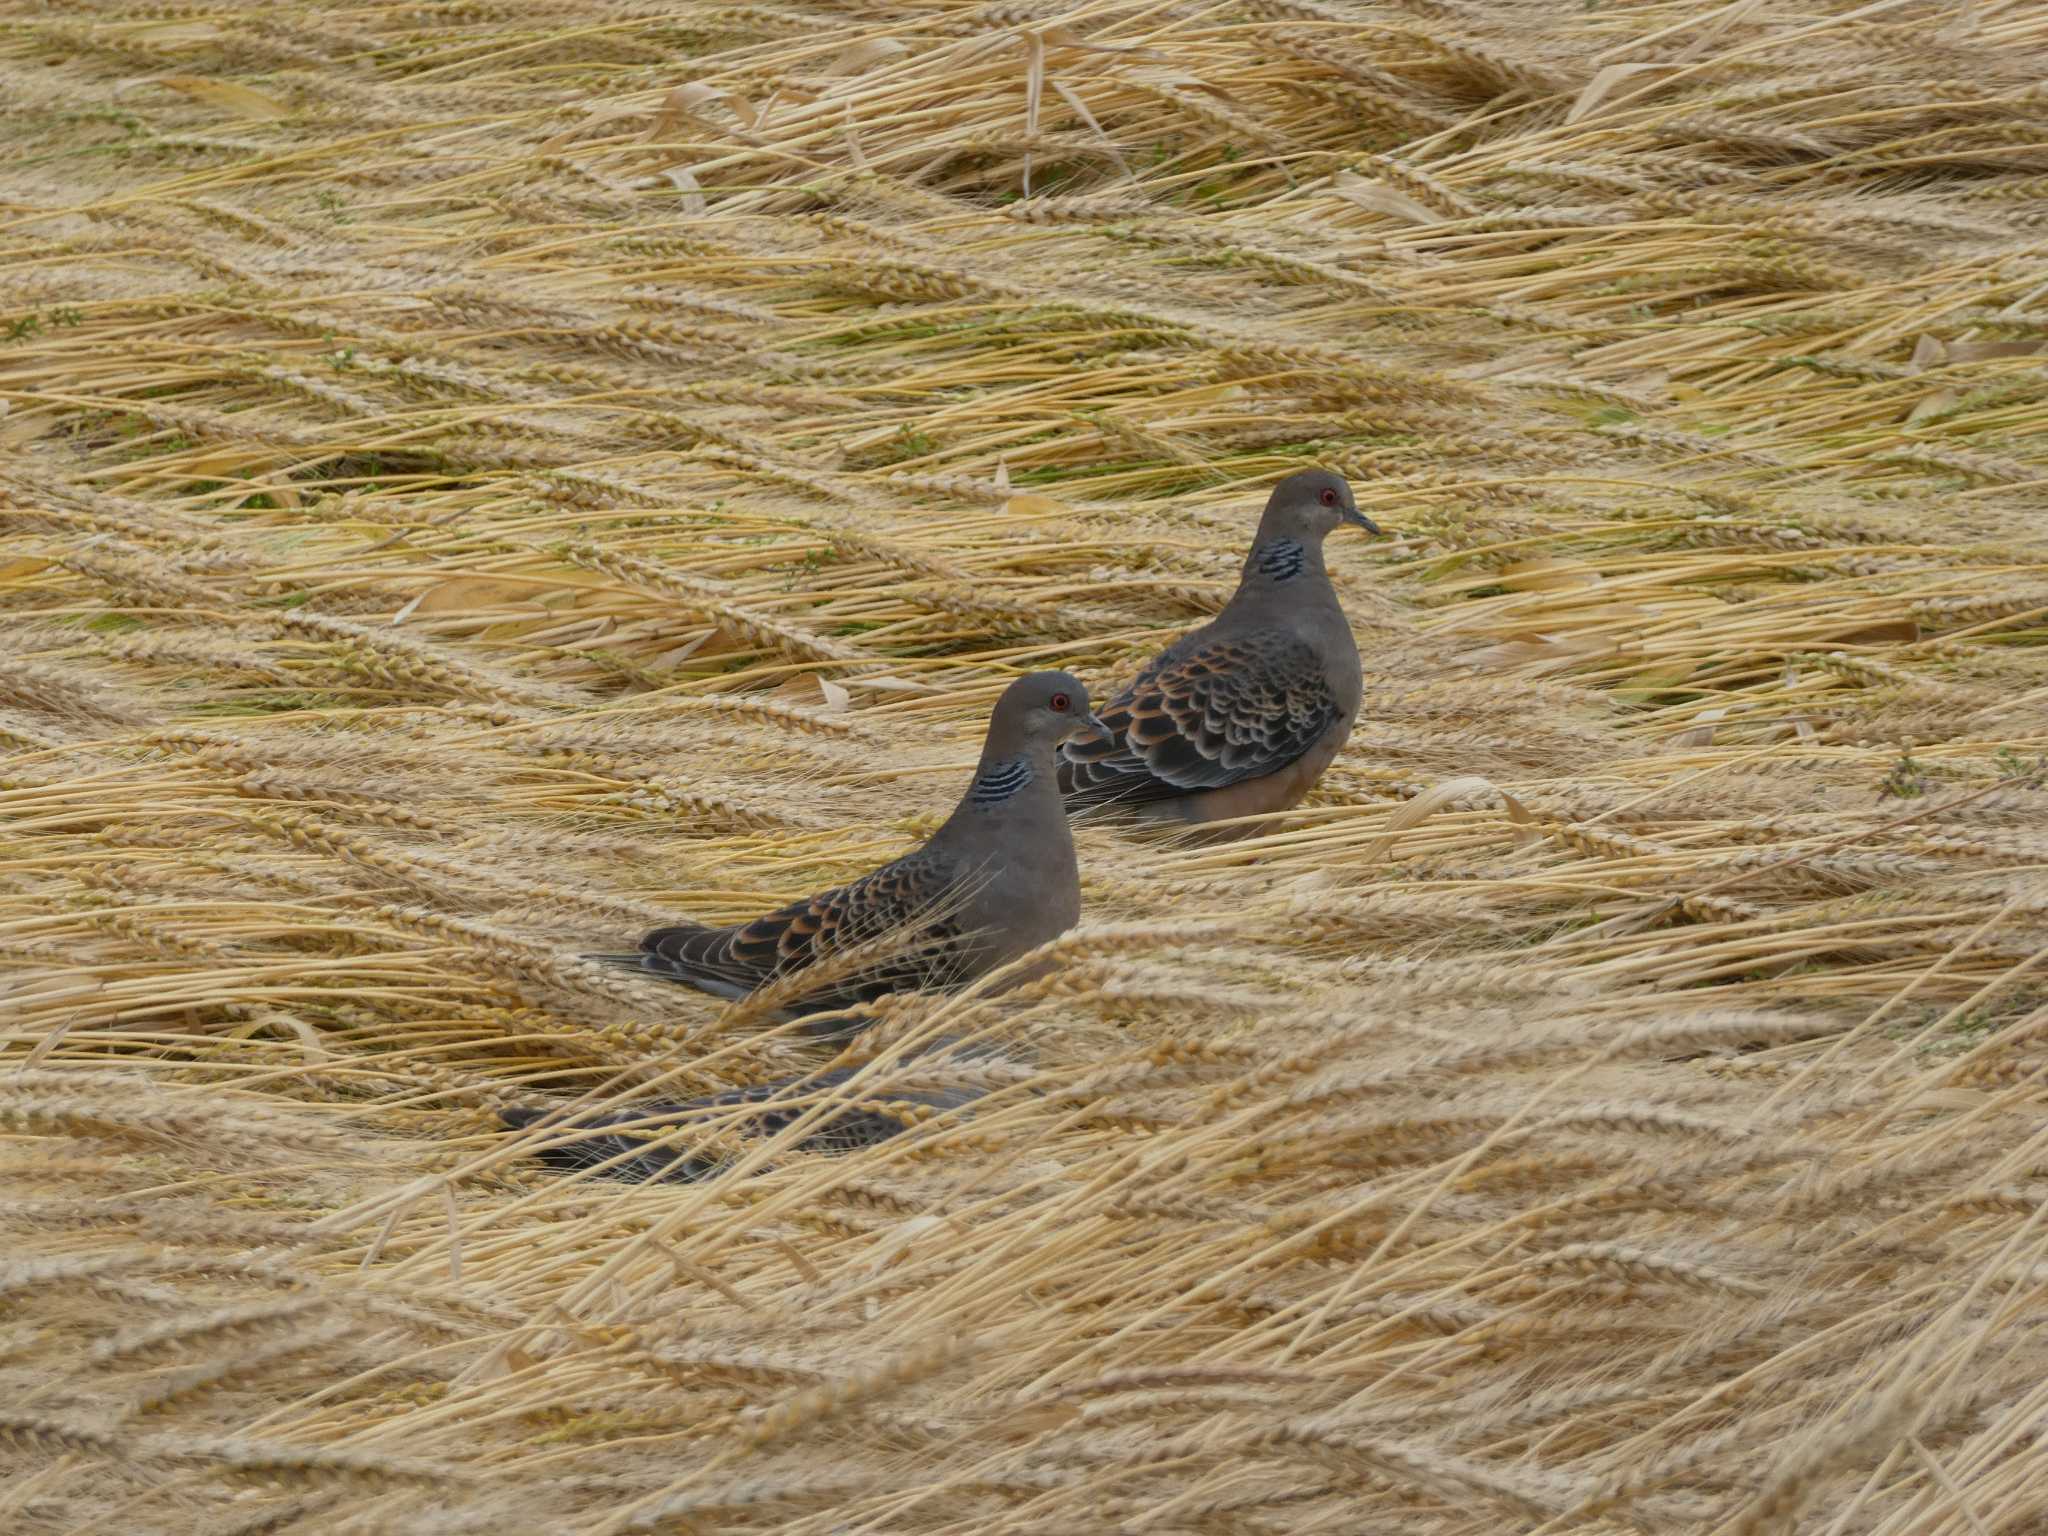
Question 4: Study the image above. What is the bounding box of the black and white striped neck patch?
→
[969,755,1034,806]
[1254,537,1307,581]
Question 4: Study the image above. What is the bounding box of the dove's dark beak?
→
[1070,712,1112,745]
[1341,506,1381,535]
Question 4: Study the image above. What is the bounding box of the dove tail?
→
[497,1103,720,1184]
[638,921,712,952]
[579,951,647,970]
[499,1061,985,1186]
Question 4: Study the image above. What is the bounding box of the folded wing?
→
[634,851,966,1012]
[1059,628,1340,807]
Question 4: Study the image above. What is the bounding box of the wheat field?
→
[3,0,2047,1530]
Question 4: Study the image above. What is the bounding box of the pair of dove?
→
[502,469,1377,1178]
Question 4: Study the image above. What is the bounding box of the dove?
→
[588,670,1105,1031]
[1058,469,1377,835]
[500,1037,1003,1183]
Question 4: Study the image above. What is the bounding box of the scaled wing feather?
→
[636,851,964,1011]
[1059,629,1339,806]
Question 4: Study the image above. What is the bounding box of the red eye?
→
[1319,488,1338,507]
[1050,692,1070,712]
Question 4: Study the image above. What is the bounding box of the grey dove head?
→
[1258,469,1379,542]
[986,670,1106,753]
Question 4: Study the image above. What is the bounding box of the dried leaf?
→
[1051,79,1128,177]
[1327,173,1441,227]
[1905,388,1960,425]
[1911,333,2048,369]
[1038,25,1163,58]
[1460,634,1607,671]
[1004,493,1072,518]
[1832,619,1921,645]
[653,83,759,139]
[1499,790,1541,847]
[865,1213,945,1273]
[125,21,224,47]
[1613,661,1698,705]
[151,75,292,120]
[226,1011,328,1059]
[1669,706,1728,749]
[1625,368,1672,402]
[1944,339,2047,364]
[1329,171,1441,226]
[831,37,909,75]
[666,165,706,216]
[1782,665,1818,742]
[642,630,711,670]
[1366,775,1500,861]
[409,577,543,616]
[843,104,872,170]
[1163,381,1250,406]
[1590,0,1761,64]
[21,1009,81,1069]
[1009,1399,1084,1433]
[470,1337,538,1384]
[664,82,734,118]
[1567,63,1676,125]
[772,673,851,712]
[1910,1088,1990,1112]
[1910,334,1947,370]
[0,408,56,448]
[853,675,942,696]
[1021,29,1046,195]
[1125,65,1225,93]
[1667,0,1767,61]
[539,114,601,154]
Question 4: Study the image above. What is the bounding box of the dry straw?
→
[4,0,2048,1530]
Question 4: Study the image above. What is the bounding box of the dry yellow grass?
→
[4,0,2048,1530]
